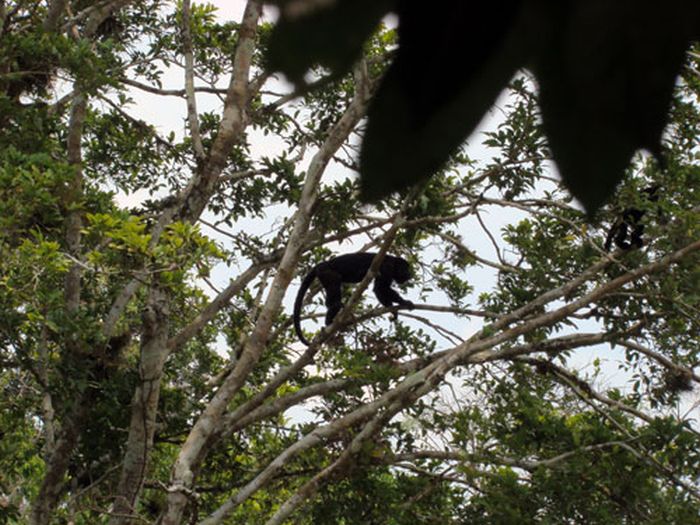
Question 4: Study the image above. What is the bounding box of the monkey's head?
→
[393,257,411,284]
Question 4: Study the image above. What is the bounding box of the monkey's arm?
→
[373,276,414,308]
[604,218,630,251]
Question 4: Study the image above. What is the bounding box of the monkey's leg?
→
[630,223,645,248]
[604,223,619,251]
[317,269,343,325]
[614,223,631,250]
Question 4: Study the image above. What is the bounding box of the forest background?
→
[1,1,699,524]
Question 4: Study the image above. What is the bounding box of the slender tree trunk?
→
[38,321,56,458]
[0,1,7,34]
[63,92,86,311]
[29,90,87,525]
[29,405,88,525]
[110,286,170,524]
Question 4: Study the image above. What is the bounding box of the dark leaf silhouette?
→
[361,0,524,202]
[531,1,698,212]
[266,0,700,213]
[266,0,394,85]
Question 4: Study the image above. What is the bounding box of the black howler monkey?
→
[604,186,659,251]
[293,252,414,346]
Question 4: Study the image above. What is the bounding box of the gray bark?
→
[110,286,171,524]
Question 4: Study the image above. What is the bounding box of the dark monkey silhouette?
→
[604,186,659,251]
[293,253,414,345]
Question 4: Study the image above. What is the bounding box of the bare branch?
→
[181,0,206,161]
[100,95,177,151]
[230,378,352,432]
[620,340,700,384]
[516,356,656,425]
[167,264,266,351]
[434,229,518,273]
[122,77,227,97]
[395,440,640,472]
[475,208,506,265]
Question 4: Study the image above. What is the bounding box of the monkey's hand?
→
[390,301,414,321]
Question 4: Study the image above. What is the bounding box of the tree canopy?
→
[0,1,699,524]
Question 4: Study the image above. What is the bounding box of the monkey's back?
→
[321,252,378,283]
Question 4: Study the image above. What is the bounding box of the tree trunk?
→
[29,406,87,525]
[29,90,87,525]
[110,286,170,524]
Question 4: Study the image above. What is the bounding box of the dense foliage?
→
[0,1,698,524]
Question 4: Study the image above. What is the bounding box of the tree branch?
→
[122,77,227,97]
[182,0,206,161]
[620,340,700,384]
[43,0,68,31]
[167,264,265,351]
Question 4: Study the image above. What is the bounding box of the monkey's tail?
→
[293,269,316,346]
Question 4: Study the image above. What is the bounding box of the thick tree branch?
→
[102,0,263,337]
[63,91,87,313]
[43,0,68,31]
[110,285,171,524]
